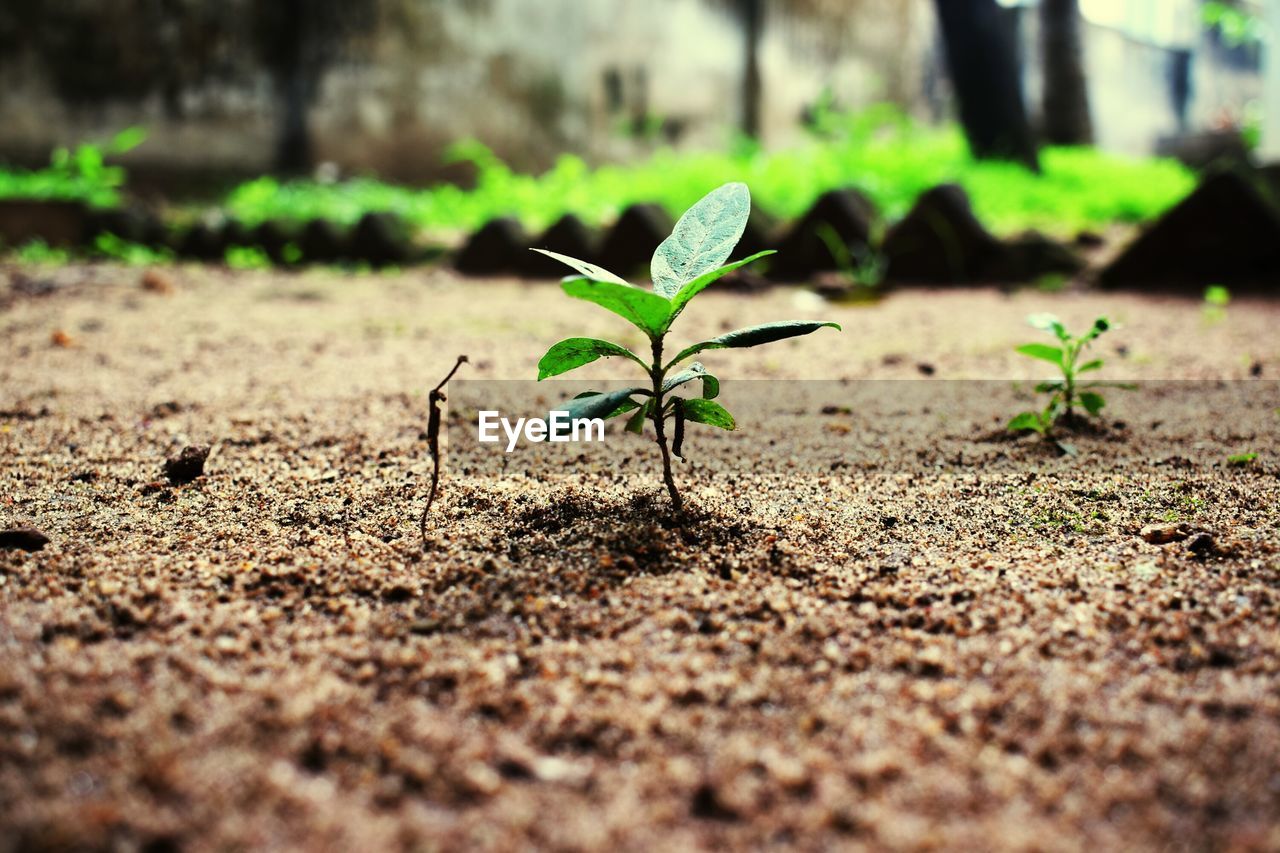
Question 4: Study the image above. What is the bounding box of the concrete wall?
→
[0,0,935,185]
[1020,0,1264,156]
[0,0,1264,186]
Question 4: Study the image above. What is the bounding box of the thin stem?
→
[649,337,683,513]
[420,355,468,549]
[1063,340,1078,420]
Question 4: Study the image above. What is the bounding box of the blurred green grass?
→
[1,109,1195,238]
[223,108,1195,237]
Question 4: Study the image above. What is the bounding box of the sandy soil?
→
[1,263,1279,851]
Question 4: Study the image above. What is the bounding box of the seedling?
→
[1227,452,1257,467]
[532,182,841,512]
[1008,314,1132,441]
[815,222,885,302]
[1203,284,1230,324]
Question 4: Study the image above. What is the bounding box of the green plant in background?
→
[225,245,272,270]
[534,182,841,512]
[1201,1,1264,48]
[1227,451,1258,466]
[1203,284,1230,324]
[1008,314,1133,444]
[11,240,71,265]
[0,127,145,208]
[815,222,886,301]
[222,107,1194,238]
[94,232,173,266]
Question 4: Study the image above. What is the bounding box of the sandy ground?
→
[1,263,1279,851]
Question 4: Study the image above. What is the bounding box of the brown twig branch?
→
[420,355,468,549]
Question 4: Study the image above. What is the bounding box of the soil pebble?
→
[162,445,210,485]
[1186,531,1217,556]
[0,527,51,552]
[1141,523,1192,544]
[140,268,174,294]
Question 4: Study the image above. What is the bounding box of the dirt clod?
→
[162,445,210,485]
[1140,522,1191,544]
[140,268,174,294]
[0,527,50,552]
[1186,531,1217,556]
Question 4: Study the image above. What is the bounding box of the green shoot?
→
[1203,284,1230,324]
[1008,314,1132,439]
[533,182,841,512]
[815,222,885,301]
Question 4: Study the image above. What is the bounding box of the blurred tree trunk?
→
[255,0,376,176]
[1040,0,1093,145]
[740,0,764,138]
[260,0,316,175]
[932,0,1040,171]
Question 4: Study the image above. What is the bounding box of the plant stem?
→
[649,338,683,513]
[1063,341,1077,421]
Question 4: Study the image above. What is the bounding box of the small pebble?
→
[163,445,211,485]
[1140,523,1189,545]
[1186,532,1216,556]
[0,527,51,552]
[141,269,175,295]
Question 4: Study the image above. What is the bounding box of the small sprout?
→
[1036,273,1067,293]
[1204,285,1231,307]
[1227,452,1257,466]
[1203,284,1230,324]
[1009,314,1133,439]
[815,222,885,301]
[533,182,841,512]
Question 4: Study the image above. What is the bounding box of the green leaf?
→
[1015,343,1064,366]
[662,362,718,399]
[1034,381,1065,394]
[681,398,736,430]
[668,320,841,367]
[537,337,647,380]
[625,399,652,434]
[1027,313,1067,340]
[553,387,648,423]
[1077,359,1105,374]
[1227,451,1257,466]
[700,373,720,399]
[562,277,672,338]
[109,126,147,155]
[1007,411,1046,434]
[1079,392,1106,415]
[530,249,629,285]
[1083,316,1111,341]
[665,250,776,328]
[651,182,751,297]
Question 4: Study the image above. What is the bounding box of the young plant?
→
[1202,284,1230,324]
[532,182,841,512]
[1008,313,1132,439]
